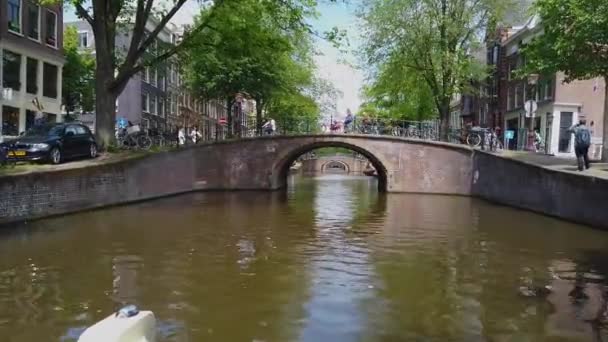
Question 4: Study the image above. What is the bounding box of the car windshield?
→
[25,125,64,137]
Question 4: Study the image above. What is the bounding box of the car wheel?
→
[49,147,62,164]
[89,143,98,158]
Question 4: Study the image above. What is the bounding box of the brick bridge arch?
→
[300,155,369,174]
[321,160,351,173]
[187,135,473,194]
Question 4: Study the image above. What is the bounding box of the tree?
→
[522,0,608,161]
[183,0,318,136]
[63,26,95,115]
[307,77,343,119]
[63,0,217,147]
[360,58,437,122]
[64,0,324,147]
[360,0,512,140]
[266,92,320,133]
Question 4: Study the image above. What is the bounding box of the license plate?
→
[8,151,26,157]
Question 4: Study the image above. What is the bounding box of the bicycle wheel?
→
[466,133,482,147]
[137,135,152,150]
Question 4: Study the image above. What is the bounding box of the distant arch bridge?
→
[299,155,368,174]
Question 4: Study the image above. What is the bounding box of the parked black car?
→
[0,123,98,164]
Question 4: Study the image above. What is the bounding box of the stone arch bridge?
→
[178,134,474,193]
[2,133,607,228]
[299,155,369,174]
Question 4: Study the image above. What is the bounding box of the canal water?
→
[0,174,607,341]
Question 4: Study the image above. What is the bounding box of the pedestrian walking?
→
[344,109,354,133]
[178,127,186,146]
[568,119,592,171]
[262,118,276,135]
[190,126,202,144]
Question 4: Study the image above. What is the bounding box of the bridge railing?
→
[191,117,481,147]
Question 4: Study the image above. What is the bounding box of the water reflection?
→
[0,174,606,341]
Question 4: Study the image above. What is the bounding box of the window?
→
[8,0,21,33]
[545,79,553,99]
[44,10,57,47]
[142,93,149,112]
[27,3,39,40]
[65,125,78,136]
[143,67,149,82]
[158,73,164,91]
[170,64,176,83]
[43,62,58,98]
[515,84,524,108]
[43,112,56,124]
[26,57,38,94]
[26,110,36,130]
[2,106,20,136]
[2,50,22,91]
[158,98,164,117]
[150,95,156,114]
[507,86,514,111]
[78,32,88,48]
[75,125,87,135]
[172,94,177,113]
[150,68,156,87]
[558,112,573,153]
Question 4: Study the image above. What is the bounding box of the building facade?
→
[0,0,64,139]
[67,19,234,142]
[487,16,605,158]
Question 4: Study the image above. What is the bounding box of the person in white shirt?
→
[190,127,202,144]
[178,127,186,145]
[262,118,276,135]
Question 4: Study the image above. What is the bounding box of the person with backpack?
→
[568,119,592,171]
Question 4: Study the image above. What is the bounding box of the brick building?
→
[0,0,64,139]
[489,16,605,157]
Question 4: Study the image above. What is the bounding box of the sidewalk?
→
[0,152,144,177]
[501,150,608,180]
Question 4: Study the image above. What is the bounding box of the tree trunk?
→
[439,102,450,142]
[94,68,118,150]
[602,76,608,162]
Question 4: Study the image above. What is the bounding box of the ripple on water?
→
[0,175,608,341]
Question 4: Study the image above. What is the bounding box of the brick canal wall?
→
[1,136,606,229]
[472,152,608,229]
[0,150,197,225]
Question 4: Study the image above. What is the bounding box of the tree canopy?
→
[62,26,95,115]
[182,0,323,135]
[360,0,513,139]
[61,0,341,146]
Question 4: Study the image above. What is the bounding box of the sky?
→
[308,2,364,119]
[64,1,365,119]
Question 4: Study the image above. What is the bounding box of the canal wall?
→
[0,150,198,225]
[1,135,606,229]
[472,151,608,229]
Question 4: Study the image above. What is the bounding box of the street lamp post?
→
[525,74,539,151]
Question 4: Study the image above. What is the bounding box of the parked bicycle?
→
[116,124,152,150]
[465,127,487,147]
